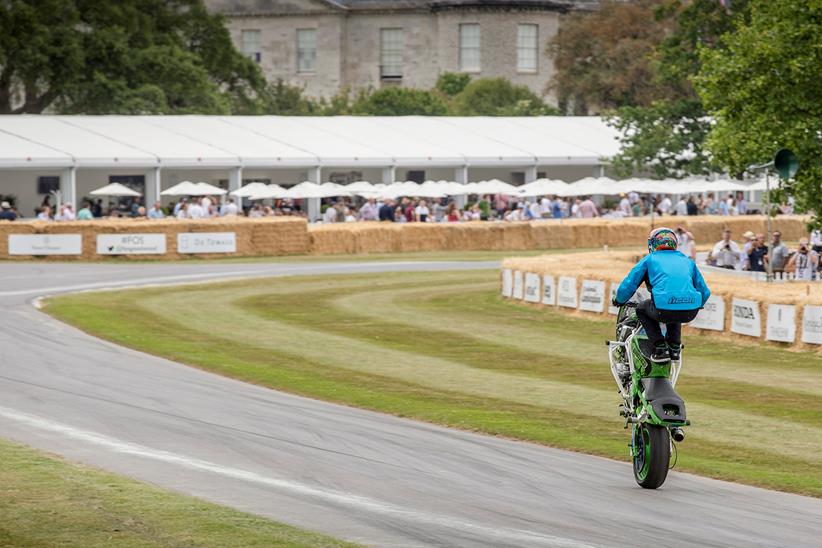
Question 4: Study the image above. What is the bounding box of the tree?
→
[0,0,268,114]
[435,72,470,97]
[695,0,822,224]
[548,0,677,115]
[608,0,750,178]
[452,78,558,116]
[349,86,448,116]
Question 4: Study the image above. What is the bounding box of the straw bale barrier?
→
[0,214,811,260]
[0,217,309,260]
[308,215,809,255]
[501,250,822,352]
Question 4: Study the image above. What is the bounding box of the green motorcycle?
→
[608,301,688,489]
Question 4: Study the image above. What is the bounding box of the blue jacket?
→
[617,250,710,311]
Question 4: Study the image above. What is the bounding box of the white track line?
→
[0,405,596,548]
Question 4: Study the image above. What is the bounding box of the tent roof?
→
[0,115,620,169]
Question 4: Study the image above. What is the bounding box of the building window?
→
[297,29,317,73]
[380,28,404,79]
[241,29,261,63]
[406,170,425,183]
[459,24,480,72]
[517,24,538,72]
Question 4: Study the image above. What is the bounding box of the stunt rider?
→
[615,228,711,363]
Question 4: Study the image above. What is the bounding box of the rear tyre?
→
[632,423,670,489]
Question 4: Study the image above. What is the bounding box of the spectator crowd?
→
[706,228,822,280]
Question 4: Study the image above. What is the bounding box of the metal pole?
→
[765,171,773,282]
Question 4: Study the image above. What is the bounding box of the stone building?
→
[205,0,597,100]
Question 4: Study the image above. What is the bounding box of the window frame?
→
[380,27,404,79]
[296,28,318,74]
[458,23,481,73]
[241,29,261,63]
[516,23,538,73]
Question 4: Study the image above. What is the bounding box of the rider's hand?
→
[611,297,621,307]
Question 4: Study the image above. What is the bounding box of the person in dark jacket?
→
[615,227,711,363]
[378,199,395,222]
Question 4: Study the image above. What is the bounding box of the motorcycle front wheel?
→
[632,423,670,489]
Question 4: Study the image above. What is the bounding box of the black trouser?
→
[637,300,699,348]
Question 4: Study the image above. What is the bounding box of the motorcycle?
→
[607,300,689,489]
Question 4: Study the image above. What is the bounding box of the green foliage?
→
[260,79,318,115]
[695,0,822,225]
[435,72,471,97]
[608,0,750,178]
[548,0,678,114]
[608,99,715,178]
[0,0,268,114]
[350,86,448,116]
[452,77,558,116]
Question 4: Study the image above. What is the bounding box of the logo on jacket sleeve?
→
[668,296,696,305]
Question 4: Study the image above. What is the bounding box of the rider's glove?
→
[611,297,622,307]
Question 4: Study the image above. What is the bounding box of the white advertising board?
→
[512,271,524,300]
[524,272,541,303]
[542,275,556,306]
[608,283,619,315]
[557,276,578,308]
[177,232,236,254]
[579,280,606,313]
[8,234,82,255]
[801,305,822,345]
[766,304,796,343]
[501,269,513,297]
[97,234,166,255]
[689,295,726,332]
[731,297,761,337]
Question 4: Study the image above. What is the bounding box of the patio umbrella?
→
[230,182,269,197]
[89,182,142,197]
[194,182,227,196]
[161,181,200,196]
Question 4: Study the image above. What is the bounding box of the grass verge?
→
[45,270,822,498]
[0,438,356,547]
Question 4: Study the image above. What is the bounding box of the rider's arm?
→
[615,256,649,304]
[692,263,711,307]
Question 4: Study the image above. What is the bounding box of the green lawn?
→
[46,270,822,498]
[0,438,356,547]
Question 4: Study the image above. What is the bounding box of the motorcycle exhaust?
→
[670,427,685,442]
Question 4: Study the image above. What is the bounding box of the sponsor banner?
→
[689,295,725,331]
[524,272,541,303]
[579,280,605,313]
[177,232,236,254]
[8,234,82,255]
[501,269,513,297]
[542,275,556,306]
[766,304,796,343]
[731,297,761,337]
[608,283,619,315]
[557,276,578,308]
[512,271,524,300]
[97,233,166,255]
[801,305,822,345]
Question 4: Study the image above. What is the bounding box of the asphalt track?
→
[0,260,820,547]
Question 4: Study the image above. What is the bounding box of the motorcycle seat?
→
[641,377,687,422]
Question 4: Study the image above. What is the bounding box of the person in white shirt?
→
[675,226,696,259]
[539,196,551,217]
[788,239,818,280]
[186,200,205,219]
[200,196,212,216]
[618,194,631,216]
[36,206,52,221]
[740,230,755,270]
[220,198,239,216]
[528,200,542,220]
[571,198,581,218]
[175,203,188,219]
[322,203,337,223]
[657,196,672,215]
[709,229,742,269]
[414,200,430,222]
[344,207,357,222]
[674,198,687,216]
[359,198,379,221]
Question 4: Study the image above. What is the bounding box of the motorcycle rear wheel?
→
[632,423,670,489]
